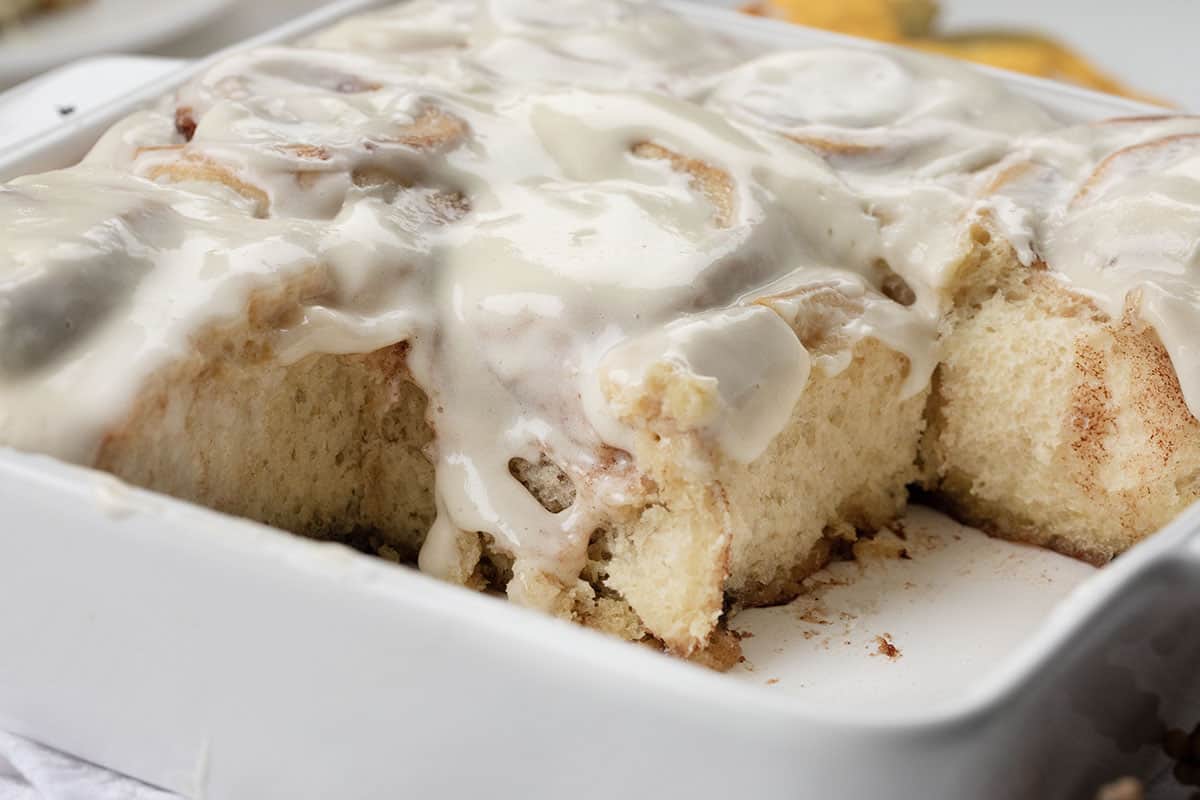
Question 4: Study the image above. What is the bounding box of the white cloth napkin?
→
[0,732,177,800]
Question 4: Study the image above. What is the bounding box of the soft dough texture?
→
[923,233,1200,565]
[90,273,925,664]
[3,0,1200,671]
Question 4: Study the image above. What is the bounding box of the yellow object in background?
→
[746,0,904,40]
[746,0,1161,103]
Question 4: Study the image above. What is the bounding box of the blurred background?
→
[0,0,1196,107]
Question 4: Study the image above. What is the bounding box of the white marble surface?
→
[0,732,173,800]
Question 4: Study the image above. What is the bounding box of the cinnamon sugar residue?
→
[798,608,831,625]
[174,106,196,141]
[874,633,902,660]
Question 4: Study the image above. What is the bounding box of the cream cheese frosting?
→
[1,0,1198,591]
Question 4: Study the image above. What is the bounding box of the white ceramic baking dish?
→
[1,3,1198,798]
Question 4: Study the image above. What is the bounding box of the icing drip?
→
[3,0,1199,593]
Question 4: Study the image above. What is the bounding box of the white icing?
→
[3,0,1199,594]
[586,305,812,465]
[984,117,1200,416]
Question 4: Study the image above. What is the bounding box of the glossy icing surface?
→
[1,0,1197,590]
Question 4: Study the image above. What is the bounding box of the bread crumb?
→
[875,633,902,660]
